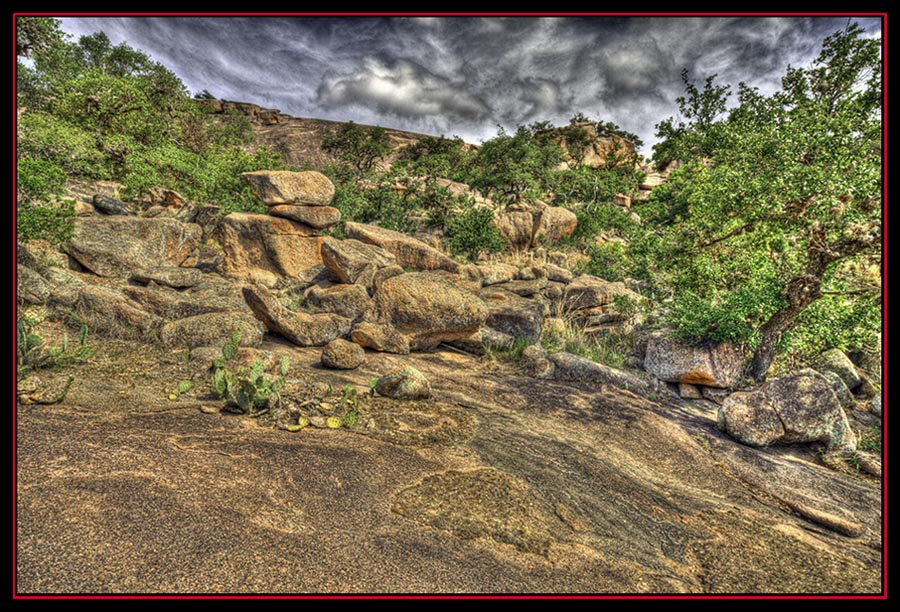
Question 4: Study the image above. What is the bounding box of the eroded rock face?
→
[321,338,365,370]
[644,330,745,389]
[718,369,857,452]
[344,222,460,273]
[68,217,202,278]
[218,213,325,286]
[242,285,350,347]
[240,170,335,206]
[75,285,164,339]
[563,274,639,312]
[17,265,50,305]
[550,351,648,391]
[375,366,432,400]
[373,272,488,351]
[307,283,373,323]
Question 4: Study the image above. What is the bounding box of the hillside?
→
[198,98,443,170]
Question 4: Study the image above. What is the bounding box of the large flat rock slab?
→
[15,338,882,594]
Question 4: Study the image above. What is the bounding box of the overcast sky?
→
[57,15,882,153]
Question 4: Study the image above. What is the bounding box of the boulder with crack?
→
[242,285,350,347]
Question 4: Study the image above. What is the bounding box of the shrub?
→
[445,207,506,261]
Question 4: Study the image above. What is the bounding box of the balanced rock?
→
[718,369,857,452]
[321,338,365,370]
[373,272,488,351]
[375,366,432,400]
[269,205,341,229]
[241,170,335,206]
[344,222,460,273]
[242,285,350,347]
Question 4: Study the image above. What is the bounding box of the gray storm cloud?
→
[318,58,491,121]
[55,16,883,152]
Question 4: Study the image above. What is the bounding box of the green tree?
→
[468,124,564,202]
[321,121,392,177]
[648,23,881,380]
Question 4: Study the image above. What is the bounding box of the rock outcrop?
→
[644,330,745,389]
[68,217,202,278]
[240,170,335,206]
[217,213,326,286]
[320,238,398,288]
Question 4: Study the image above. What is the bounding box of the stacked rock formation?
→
[240,170,341,230]
[215,171,340,286]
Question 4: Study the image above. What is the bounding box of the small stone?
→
[308,416,327,428]
[375,366,433,400]
[199,405,219,414]
[679,383,702,399]
[321,339,365,370]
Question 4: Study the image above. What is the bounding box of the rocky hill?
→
[199,99,449,170]
[15,169,883,594]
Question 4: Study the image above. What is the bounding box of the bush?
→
[445,207,506,261]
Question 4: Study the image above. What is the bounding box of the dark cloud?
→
[56,16,883,152]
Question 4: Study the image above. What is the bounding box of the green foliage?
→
[586,242,629,282]
[652,69,731,166]
[552,165,642,208]
[16,19,287,216]
[395,135,474,182]
[645,24,882,379]
[445,206,506,261]
[322,121,392,177]
[596,120,644,150]
[857,427,881,453]
[211,330,288,414]
[339,384,360,428]
[468,125,564,202]
[17,316,93,372]
[17,112,108,178]
[17,157,66,199]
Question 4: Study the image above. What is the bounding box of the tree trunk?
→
[750,309,803,382]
